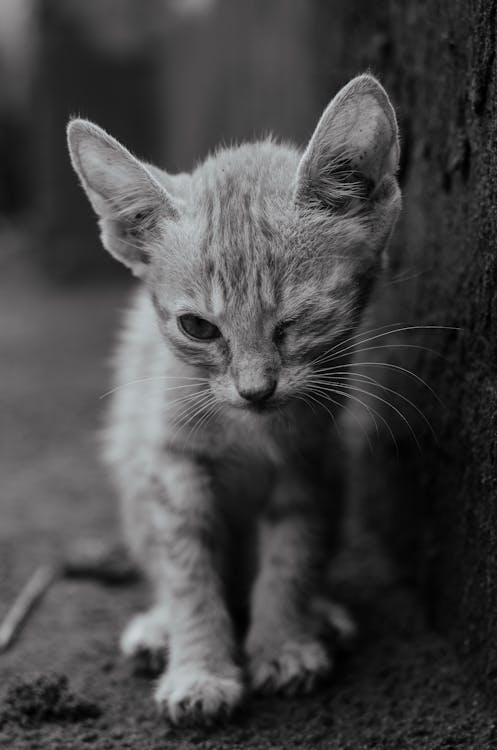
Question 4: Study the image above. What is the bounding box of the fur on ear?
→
[67,119,181,276]
[296,74,400,217]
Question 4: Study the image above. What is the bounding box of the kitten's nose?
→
[238,380,277,404]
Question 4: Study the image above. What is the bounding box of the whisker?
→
[160,390,214,432]
[182,397,220,448]
[340,343,445,360]
[159,389,213,414]
[305,382,378,446]
[307,374,437,443]
[168,391,215,427]
[188,397,218,435]
[311,381,421,452]
[312,324,459,367]
[296,389,342,438]
[191,400,224,444]
[305,383,397,456]
[177,391,216,424]
[316,343,447,370]
[314,361,445,407]
[100,375,209,399]
[312,385,375,454]
[292,392,318,417]
[309,322,407,367]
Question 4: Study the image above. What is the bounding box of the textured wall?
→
[315,0,497,695]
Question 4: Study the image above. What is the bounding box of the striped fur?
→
[67,74,401,724]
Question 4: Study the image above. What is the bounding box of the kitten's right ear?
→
[67,119,180,276]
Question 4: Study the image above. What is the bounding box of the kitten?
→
[67,74,400,725]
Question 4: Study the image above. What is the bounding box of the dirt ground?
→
[1,256,496,750]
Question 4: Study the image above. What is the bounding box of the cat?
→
[67,73,400,725]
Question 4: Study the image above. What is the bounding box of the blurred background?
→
[1,1,497,744]
[0,0,334,278]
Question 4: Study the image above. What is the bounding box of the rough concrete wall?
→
[316,0,497,695]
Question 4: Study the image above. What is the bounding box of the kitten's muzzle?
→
[237,379,277,406]
[231,347,279,409]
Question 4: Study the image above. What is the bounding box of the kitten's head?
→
[68,74,400,414]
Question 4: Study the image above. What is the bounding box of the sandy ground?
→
[0,258,496,750]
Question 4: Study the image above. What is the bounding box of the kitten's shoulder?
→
[112,284,163,384]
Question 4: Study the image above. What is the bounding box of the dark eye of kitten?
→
[178,314,221,341]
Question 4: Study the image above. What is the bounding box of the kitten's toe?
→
[248,639,333,695]
[120,608,169,675]
[311,596,358,647]
[155,666,244,725]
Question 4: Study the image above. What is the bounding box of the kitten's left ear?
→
[296,74,400,219]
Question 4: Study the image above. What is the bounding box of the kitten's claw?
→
[155,667,244,725]
[248,639,333,695]
[120,609,169,675]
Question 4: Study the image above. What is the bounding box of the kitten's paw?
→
[247,638,333,696]
[311,596,358,648]
[155,666,244,725]
[120,608,168,675]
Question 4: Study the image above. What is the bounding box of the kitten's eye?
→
[274,320,293,344]
[178,314,221,341]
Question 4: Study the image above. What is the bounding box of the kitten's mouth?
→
[244,401,275,414]
[236,398,281,415]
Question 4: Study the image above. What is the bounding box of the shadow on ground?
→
[0,256,495,750]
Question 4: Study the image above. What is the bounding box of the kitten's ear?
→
[67,119,180,276]
[296,74,400,216]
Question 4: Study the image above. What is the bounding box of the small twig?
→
[0,542,140,655]
[0,565,57,653]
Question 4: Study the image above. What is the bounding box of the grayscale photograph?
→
[0,1,496,748]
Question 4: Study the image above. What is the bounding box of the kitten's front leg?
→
[246,473,336,695]
[128,457,243,724]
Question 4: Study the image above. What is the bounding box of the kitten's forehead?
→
[191,141,298,314]
[156,141,374,323]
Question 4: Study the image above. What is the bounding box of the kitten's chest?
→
[211,441,276,524]
[205,409,332,520]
